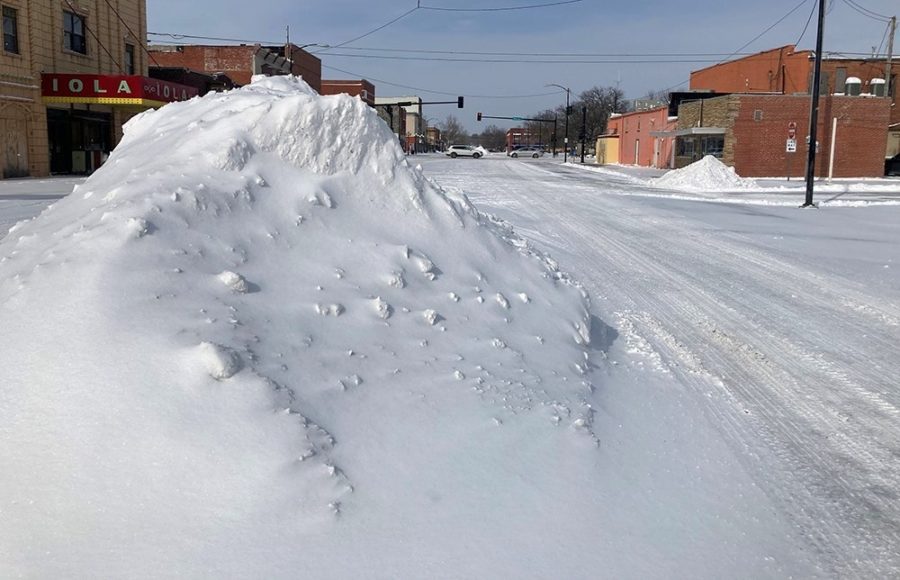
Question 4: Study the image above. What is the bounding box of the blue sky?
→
[147,0,897,130]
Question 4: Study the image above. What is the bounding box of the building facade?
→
[1,0,196,178]
[505,128,540,152]
[374,96,423,152]
[690,44,898,157]
[321,79,375,106]
[675,94,890,177]
[603,106,677,168]
[147,43,322,91]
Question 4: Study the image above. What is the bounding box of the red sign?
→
[41,74,198,107]
[788,121,797,139]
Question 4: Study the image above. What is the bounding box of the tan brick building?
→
[1,0,195,178]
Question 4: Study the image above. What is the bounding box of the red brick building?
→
[680,45,896,176]
[603,106,677,168]
[690,45,898,132]
[321,80,375,106]
[675,94,890,178]
[147,44,321,92]
[505,128,540,152]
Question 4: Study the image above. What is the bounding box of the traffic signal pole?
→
[476,113,557,153]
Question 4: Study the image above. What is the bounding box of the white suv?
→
[445,145,484,159]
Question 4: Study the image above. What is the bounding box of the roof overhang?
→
[651,127,727,137]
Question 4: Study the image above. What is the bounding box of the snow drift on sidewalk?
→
[654,155,759,191]
[0,76,600,577]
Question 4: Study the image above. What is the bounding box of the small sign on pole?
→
[786,138,797,153]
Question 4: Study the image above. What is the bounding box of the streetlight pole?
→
[546,83,570,162]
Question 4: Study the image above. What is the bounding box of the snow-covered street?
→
[2,92,900,577]
[420,154,900,577]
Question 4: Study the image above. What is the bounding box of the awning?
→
[651,127,726,137]
[41,73,198,108]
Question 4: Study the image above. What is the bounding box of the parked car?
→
[445,145,484,159]
[510,148,544,158]
[886,153,900,176]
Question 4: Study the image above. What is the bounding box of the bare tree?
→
[440,115,469,146]
[472,124,507,150]
[641,88,671,104]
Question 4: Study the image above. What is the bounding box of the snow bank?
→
[0,77,598,577]
[654,155,759,191]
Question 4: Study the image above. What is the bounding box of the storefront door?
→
[47,108,112,175]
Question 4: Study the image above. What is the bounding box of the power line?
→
[100,0,160,67]
[324,7,420,50]
[63,0,121,72]
[874,20,891,55]
[841,0,892,21]
[148,32,283,44]
[720,0,811,64]
[795,0,818,46]
[419,0,583,11]
[322,52,732,64]
[322,63,559,99]
[329,46,772,58]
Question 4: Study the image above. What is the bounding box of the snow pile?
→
[654,155,759,191]
[0,77,599,577]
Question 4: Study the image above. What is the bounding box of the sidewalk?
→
[0,176,83,238]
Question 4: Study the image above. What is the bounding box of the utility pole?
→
[886,16,896,100]
[803,0,826,208]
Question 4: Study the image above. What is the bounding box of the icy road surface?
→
[421,155,900,577]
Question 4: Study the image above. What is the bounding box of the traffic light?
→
[477,112,482,121]
[566,105,573,115]
[457,96,464,108]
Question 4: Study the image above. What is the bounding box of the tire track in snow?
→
[428,159,900,577]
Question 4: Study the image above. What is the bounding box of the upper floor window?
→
[64,11,86,54]
[3,6,18,54]
[124,43,135,74]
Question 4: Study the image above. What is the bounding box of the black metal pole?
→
[564,89,570,163]
[580,105,587,163]
[803,0,826,208]
[553,116,558,157]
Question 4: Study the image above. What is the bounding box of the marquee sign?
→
[41,74,198,108]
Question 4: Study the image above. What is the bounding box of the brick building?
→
[149,67,237,96]
[147,43,322,92]
[671,44,897,176]
[321,80,375,107]
[690,44,898,157]
[426,125,442,152]
[375,96,423,152]
[505,128,540,152]
[601,106,677,168]
[675,94,890,178]
[0,0,197,178]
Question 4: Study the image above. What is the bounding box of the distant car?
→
[886,153,900,176]
[510,148,544,159]
[445,145,484,159]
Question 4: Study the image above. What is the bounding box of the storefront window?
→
[2,6,18,54]
[676,139,694,158]
[700,136,724,158]
[64,11,86,54]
